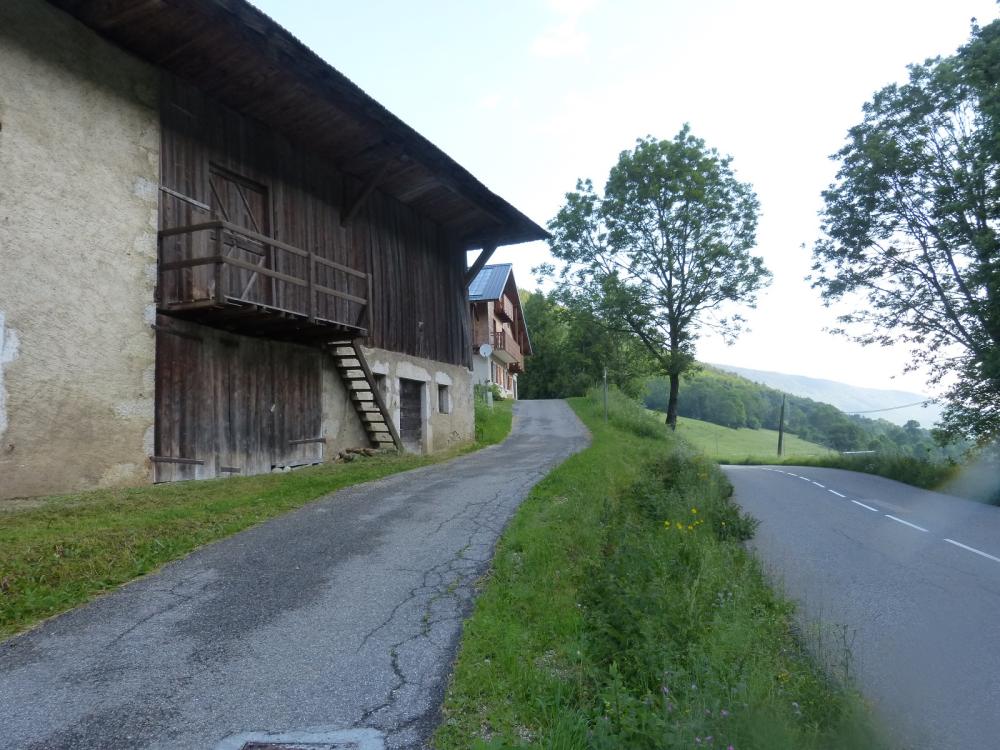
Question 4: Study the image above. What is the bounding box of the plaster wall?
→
[321,358,370,455]
[0,0,160,499]
[363,347,474,453]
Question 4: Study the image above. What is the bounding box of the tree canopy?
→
[516,288,654,400]
[812,20,1000,443]
[544,126,770,428]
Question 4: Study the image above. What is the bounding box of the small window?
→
[438,384,450,414]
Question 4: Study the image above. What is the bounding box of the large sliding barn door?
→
[154,317,323,482]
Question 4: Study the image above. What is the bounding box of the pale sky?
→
[252,0,998,395]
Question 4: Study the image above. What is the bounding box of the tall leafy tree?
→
[545,126,769,428]
[812,20,1000,442]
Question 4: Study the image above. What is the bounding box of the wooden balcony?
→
[157,221,370,344]
[494,296,514,322]
[490,330,522,365]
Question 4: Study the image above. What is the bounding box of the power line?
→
[844,399,935,415]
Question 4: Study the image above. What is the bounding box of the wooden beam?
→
[465,242,498,287]
[341,152,402,227]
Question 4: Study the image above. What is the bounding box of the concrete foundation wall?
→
[363,347,474,453]
[0,0,160,499]
[321,357,371,455]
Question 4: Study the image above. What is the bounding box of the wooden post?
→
[307,251,316,323]
[367,272,374,335]
[214,227,224,304]
[603,367,609,423]
[777,394,786,457]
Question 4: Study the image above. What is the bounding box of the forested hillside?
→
[645,368,957,458]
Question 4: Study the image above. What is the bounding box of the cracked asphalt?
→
[0,399,589,750]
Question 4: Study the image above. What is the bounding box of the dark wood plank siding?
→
[154,316,323,481]
[159,74,470,367]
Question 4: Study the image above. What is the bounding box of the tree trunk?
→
[666,372,680,430]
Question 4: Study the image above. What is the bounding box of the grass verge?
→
[722,452,959,493]
[0,400,515,640]
[435,391,883,749]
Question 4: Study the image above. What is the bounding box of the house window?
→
[438,384,450,414]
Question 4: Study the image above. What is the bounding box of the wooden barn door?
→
[399,378,424,453]
[208,165,272,306]
[153,319,216,482]
[155,317,323,482]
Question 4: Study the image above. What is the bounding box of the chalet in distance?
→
[469,264,532,399]
[0,0,546,499]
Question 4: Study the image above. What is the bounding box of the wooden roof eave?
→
[48,0,549,248]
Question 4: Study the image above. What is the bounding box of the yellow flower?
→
[691,508,698,514]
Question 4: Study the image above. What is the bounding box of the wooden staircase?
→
[328,339,403,452]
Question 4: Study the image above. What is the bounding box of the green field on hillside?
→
[647,411,835,461]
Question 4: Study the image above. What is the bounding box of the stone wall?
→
[363,347,474,453]
[0,0,160,499]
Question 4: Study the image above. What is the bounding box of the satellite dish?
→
[478,343,493,358]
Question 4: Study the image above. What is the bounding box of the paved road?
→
[0,399,588,750]
[724,465,1000,750]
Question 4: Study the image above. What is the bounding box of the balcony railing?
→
[490,330,522,365]
[157,220,371,342]
[494,296,514,322]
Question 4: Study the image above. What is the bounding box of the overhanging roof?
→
[48,0,549,249]
[469,263,513,302]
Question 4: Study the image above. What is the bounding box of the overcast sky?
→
[252,0,998,395]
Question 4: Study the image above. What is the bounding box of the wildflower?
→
[720,709,729,718]
[660,684,670,695]
[691,507,699,514]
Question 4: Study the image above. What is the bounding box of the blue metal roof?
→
[468,263,512,301]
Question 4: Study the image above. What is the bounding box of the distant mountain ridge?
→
[710,364,943,428]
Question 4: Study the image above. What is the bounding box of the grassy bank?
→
[667,415,833,461]
[436,392,882,749]
[0,399,514,640]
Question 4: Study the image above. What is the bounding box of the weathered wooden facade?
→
[469,265,533,399]
[0,0,545,498]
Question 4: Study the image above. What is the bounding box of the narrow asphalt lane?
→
[724,465,1000,750]
[0,399,589,750]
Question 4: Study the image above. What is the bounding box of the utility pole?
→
[603,367,609,423]
[777,394,786,457]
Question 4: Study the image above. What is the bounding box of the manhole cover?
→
[216,728,384,750]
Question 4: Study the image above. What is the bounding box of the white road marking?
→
[787,473,799,477]
[799,477,812,482]
[828,489,846,498]
[851,500,879,512]
[944,539,1000,563]
[812,482,825,488]
[885,515,929,533]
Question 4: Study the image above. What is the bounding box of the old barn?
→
[0,0,545,498]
